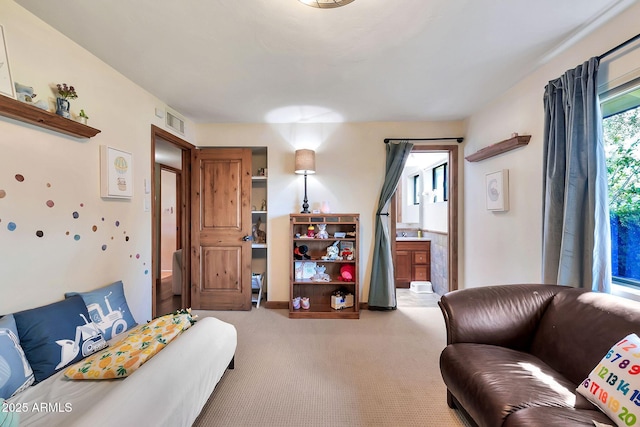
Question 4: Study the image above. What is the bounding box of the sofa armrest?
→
[439,284,567,351]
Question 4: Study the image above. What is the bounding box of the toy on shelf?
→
[322,241,340,260]
[294,242,311,260]
[307,224,315,237]
[316,223,329,239]
[311,264,330,282]
[252,217,266,243]
[338,264,355,281]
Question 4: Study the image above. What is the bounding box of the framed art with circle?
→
[485,169,509,211]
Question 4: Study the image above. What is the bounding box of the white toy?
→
[321,241,341,260]
[316,223,329,239]
[311,264,330,282]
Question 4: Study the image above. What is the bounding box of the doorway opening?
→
[391,144,459,301]
[151,125,193,317]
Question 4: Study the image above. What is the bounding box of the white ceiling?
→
[15,0,636,124]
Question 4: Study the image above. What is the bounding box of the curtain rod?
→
[598,33,640,61]
[384,137,464,144]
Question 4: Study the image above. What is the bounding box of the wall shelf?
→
[465,135,531,162]
[0,95,101,139]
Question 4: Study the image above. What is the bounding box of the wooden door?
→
[191,148,252,310]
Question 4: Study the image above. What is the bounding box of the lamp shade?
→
[295,149,316,175]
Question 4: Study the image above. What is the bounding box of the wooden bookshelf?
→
[290,213,359,319]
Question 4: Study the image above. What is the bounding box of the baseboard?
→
[263,301,288,309]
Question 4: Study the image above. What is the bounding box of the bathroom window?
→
[432,163,447,202]
[412,174,420,205]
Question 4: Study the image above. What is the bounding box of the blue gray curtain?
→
[368,141,414,309]
[542,57,612,292]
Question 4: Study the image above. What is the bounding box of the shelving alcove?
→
[251,148,268,307]
[0,95,101,139]
[289,213,359,319]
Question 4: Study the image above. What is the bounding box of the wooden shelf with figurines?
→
[289,213,359,319]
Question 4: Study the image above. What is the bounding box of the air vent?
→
[166,110,185,135]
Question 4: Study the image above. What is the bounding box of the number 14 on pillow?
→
[578,333,640,427]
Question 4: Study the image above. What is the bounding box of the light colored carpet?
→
[192,290,467,427]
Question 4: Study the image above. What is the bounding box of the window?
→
[601,83,640,287]
[432,163,447,202]
[411,174,420,205]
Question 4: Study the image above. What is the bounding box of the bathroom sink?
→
[396,236,429,241]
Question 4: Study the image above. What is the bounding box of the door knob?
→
[242,235,253,241]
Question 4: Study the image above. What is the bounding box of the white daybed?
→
[7,316,237,427]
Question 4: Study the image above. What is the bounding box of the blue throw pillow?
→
[13,296,108,383]
[65,280,137,341]
[0,315,34,399]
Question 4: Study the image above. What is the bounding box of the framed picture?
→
[485,169,509,211]
[432,163,448,202]
[100,145,133,199]
[0,25,15,99]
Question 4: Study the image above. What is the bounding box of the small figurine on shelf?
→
[316,223,329,239]
[321,241,340,260]
[294,242,311,260]
[301,297,310,310]
[252,217,266,243]
[307,224,315,238]
[338,264,355,281]
[260,199,267,211]
[292,297,301,310]
[311,264,330,282]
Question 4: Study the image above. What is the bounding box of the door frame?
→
[151,125,194,317]
[391,144,458,292]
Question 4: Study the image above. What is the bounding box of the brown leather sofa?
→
[439,284,640,426]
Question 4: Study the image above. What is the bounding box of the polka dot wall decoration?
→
[72,211,79,219]
[7,222,16,231]
[0,190,6,198]
[36,230,44,238]
[74,234,81,241]
[14,174,24,182]
[92,225,98,232]
[46,200,54,208]
[101,245,107,251]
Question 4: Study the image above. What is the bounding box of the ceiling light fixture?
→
[299,0,355,8]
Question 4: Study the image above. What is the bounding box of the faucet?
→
[401,232,407,237]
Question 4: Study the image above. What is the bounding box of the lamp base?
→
[301,173,310,214]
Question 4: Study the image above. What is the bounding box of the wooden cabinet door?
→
[191,148,252,310]
[395,250,412,288]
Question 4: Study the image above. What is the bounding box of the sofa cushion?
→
[13,296,108,383]
[503,406,614,426]
[0,315,34,399]
[440,342,579,427]
[65,280,137,341]
[576,333,640,427]
[530,289,640,386]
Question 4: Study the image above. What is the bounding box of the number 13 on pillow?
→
[577,333,640,427]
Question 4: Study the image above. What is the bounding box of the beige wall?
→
[461,2,640,289]
[4,0,638,317]
[0,1,194,319]
[195,121,464,302]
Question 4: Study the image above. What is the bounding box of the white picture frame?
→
[0,25,16,99]
[485,169,509,211]
[101,145,133,199]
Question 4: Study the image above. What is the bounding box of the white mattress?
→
[7,316,237,427]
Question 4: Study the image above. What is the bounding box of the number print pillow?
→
[577,333,640,427]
